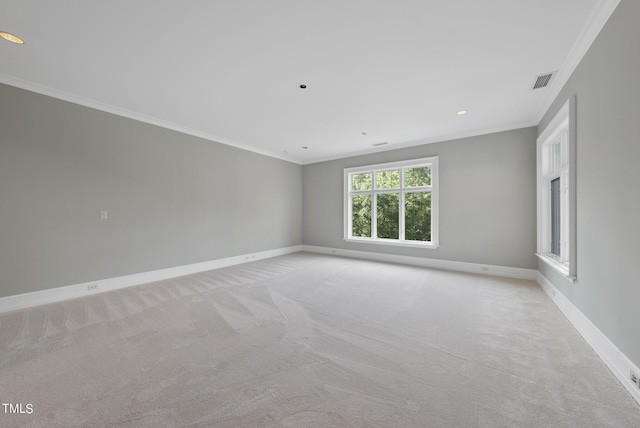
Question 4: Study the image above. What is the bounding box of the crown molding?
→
[533,0,621,123]
[0,73,302,165]
[302,120,537,165]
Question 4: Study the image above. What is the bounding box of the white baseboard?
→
[0,245,302,314]
[301,246,640,405]
[3,245,637,406]
[537,272,640,405]
[301,245,538,280]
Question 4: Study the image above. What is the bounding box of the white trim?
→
[536,253,576,283]
[302,246,639,405]
[0,245,302,314]
[2,243,637,406]
[303,119,536,165]
[0,73,300,165]
[344,157,437,174]
[344,156,439,247]
[343,237,439,249]
[537,98,576,279]
[536,272,640,405]
[0,2,620,168]
[0,73,535,167]
[302,245,537,280]
[537,101,570,155]
[533,0,621,123]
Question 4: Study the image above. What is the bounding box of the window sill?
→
[344,237,439,249]
[536,253,576,283]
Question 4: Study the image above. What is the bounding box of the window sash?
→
[536,98,576,281]
[344,157,438,247]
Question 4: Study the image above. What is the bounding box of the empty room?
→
[1,0,639,426]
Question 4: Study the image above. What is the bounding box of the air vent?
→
[532,72,555,90]
[372,142,388,147]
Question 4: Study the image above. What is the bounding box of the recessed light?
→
[299,84,307,89]
[457,110,468,115]
[0,31,24,45]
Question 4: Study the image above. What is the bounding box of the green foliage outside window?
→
[376,193,399,239]
[405,192,431,241]
[352,194,371,237]
[376,170,400,188]
[352,173,372,191]
[349,163,433,242]
[404,167,431,187]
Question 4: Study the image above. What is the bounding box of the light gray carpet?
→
[1,253,639,427]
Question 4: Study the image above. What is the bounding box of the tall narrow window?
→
[550,177,561,257]
[537,98,576,281]
[344,157,439,248]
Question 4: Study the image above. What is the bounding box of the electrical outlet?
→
[631,369,640,388]
[87,283,99,292]
[481,266,489,272]
[251,255,256,259]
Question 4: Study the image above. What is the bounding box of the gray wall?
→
[302,127,538,270]
[537,0,640,367]
[0,83,302,299]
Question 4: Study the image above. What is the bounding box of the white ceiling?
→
[0,1,619,164]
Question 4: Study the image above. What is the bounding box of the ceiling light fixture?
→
[301,146,308,150]
[0,31,24,45]
[457,110,468,115]
[299,84,307,89]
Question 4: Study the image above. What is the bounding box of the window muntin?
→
[537,98,576,281]
[344,157,438,248]
[540,131,569,266]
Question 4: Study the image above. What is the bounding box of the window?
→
[344,157,439,248]
[537,98,576,280]
[550,177,561,256]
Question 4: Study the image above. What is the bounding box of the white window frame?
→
[343,156,439,249]
[536,98,576,281]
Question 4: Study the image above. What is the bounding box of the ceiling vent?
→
[532,72,556,90]
[372,142,388,147]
